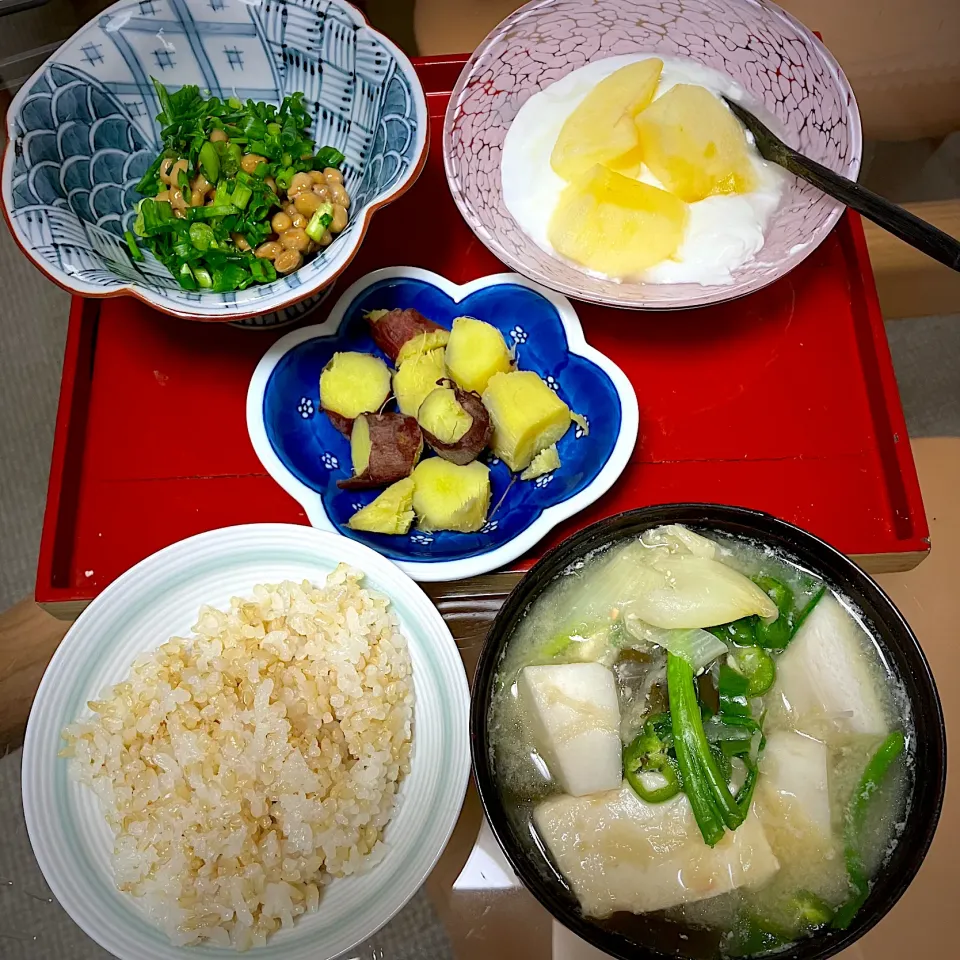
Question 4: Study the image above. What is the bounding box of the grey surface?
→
[0,225,69,613]
[885,315,960,436]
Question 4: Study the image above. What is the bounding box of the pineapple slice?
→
[347,478,416,534]
[547,164,687,277]
[411,458,491,532]
[551,58,663,182]
[635,84,758,202]
[483,371,571,472]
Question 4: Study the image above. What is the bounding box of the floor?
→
[0,1,957,957]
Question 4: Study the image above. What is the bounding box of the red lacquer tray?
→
[35,55,927,617]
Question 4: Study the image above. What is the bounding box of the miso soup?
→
[488,524,912,957]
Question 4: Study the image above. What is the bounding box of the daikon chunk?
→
[775,595,888,736]
[759,730,832,838]
[534,784,779,917]
[518,663,622,797]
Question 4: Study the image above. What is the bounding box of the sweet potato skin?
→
[367,308,444,363]
[338,413,423,490]
[325,410,355,437]
[419,381,493,466]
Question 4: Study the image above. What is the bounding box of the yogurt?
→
[500,55,784,286]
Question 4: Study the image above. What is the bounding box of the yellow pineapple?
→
[551,59,663,181]
[635,84,757,202]
[547,164,687,277]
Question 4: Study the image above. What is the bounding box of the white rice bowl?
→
[22,525,469,960]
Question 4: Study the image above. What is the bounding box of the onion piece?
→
[625,617,727,672]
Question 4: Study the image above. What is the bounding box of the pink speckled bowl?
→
[443,0,862,310]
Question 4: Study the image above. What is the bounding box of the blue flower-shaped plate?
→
[246,267,638,580]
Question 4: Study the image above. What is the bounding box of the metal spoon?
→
[722,96,960,272]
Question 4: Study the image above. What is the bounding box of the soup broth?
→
[488,526,912,958]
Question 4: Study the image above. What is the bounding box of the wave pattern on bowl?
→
[4,0,425,319]
[443,0,862,309]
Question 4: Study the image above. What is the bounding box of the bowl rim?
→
[443,0,864,311]
[470,503,947,960]
[0,0,430,322]
[22,521,471,960]
[245,264,640,581]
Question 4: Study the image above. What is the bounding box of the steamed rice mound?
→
[60,565,414,950]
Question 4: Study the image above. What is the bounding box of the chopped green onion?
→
[212,263,250,292]
[249,257,277,283]
[134,152,165,196]
[123,230,144,262]
[538,633,573,660]
[221,142,242,177]
[198,140,220,183]
[795,891,834,927]
[139,198,177,234]
[230,185,253,210]
[306,203,334,241]
[832,731,906,929]
[668,653,746,843]
[792,584,827,637]
[135,81,347,293]
[132,199,147,237]
[313,145,345,169]
[188,222,215,251]
[190,204,239,220]
[177,262,198,290]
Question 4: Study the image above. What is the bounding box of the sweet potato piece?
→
[417,381,493,466]
[482,371,571,472]
[393,348,447,417]
[338,413,423,490]
[520,443,561,480]
[396,330,450,365]
[347,477,415,534]
[366,307,446,363]
[444,317,513,394]
[319,351,392,436]
[411,458,491,533]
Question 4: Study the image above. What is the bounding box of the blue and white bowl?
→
[246,267,639,581]
[1,0,428,322]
